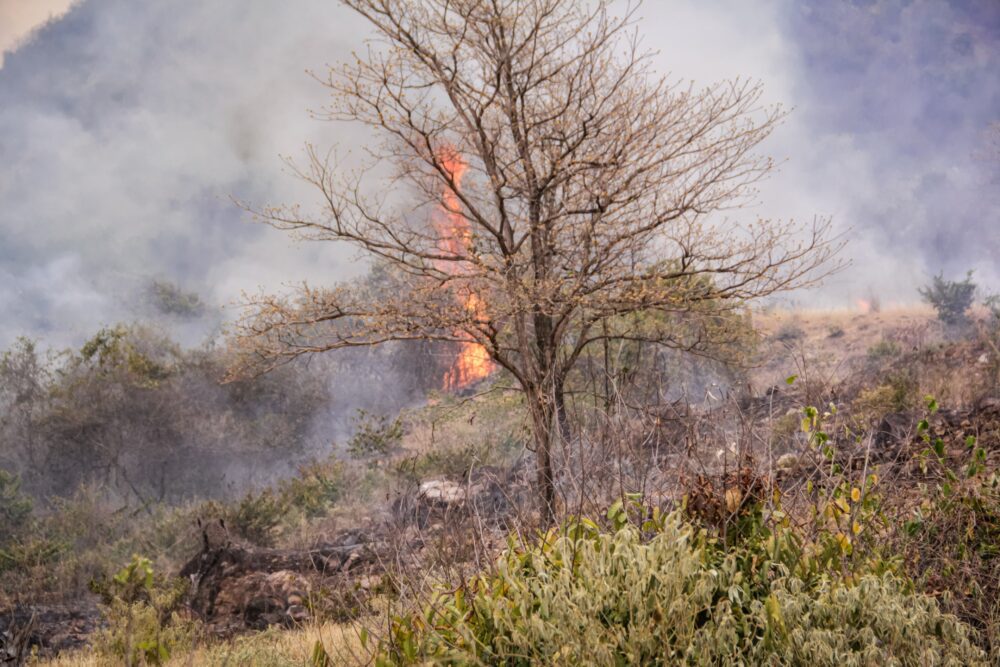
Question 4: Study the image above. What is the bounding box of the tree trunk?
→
[554,379,571,444]
[528,390,557,525]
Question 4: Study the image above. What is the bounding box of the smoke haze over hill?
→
[0,0,996,347]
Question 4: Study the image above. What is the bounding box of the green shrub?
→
[347,410,404,460]
[190,459,346,545]
[0,469,32,543]
[377,512,984,665]
[278,458,344,518]
[0,536,65,575]
[867,338,901,361]
[226,490,285,546]
[92,555,200,666]
[920,271,977,326]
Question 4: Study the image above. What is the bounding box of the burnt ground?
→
[1,602,100,661]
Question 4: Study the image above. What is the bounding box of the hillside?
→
[3,301,999,664]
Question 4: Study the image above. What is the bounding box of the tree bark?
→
[554,379,571,445]
[528,390,557,525]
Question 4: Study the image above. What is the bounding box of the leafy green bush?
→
[92,555,200,666]
[376,511,984,665]
[920,271,977,326]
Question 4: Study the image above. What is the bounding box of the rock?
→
[211,569,311,630]
[418,479,467,505]
[776,453,800,472]
[392,466,523,530]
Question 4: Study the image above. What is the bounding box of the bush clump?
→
[0,469,33,542]
[867,338,901,361]
[901,473,1000,656]
[347,409,404,460]
[200,457,346,546]
[91,555,200,666]
[377,511,985,665]
[774,321,805,343]
[920,271,977,327]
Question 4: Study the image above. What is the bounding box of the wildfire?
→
[434,147,494,391]
[857,299,871,314]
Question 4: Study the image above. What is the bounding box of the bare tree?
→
[230,0,842,522]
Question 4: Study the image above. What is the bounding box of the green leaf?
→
[785,374,798,385]
[933,438,945,458]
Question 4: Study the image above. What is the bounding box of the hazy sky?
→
[0,0,77,67]
[0,0,997,347]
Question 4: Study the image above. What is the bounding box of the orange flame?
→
[857,299,871,314]
[434,147,494,391]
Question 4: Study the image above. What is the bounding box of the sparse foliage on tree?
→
[230,0,841,521]
[144,280,206,319]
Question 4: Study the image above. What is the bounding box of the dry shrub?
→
[852,384,903,425]
[682,463,769,541]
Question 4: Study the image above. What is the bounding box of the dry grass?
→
[755,303,935,348]
[30,621,372,667]
[404,389,526,456]
[751,303,939,388]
